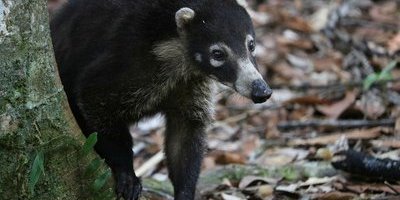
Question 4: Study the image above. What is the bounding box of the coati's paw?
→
[115,172,142,200]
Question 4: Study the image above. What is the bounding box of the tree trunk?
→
[0,0,96,199]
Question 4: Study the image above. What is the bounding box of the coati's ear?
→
[175,7,195,29]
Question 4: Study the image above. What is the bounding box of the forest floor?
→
[131,0,400,199]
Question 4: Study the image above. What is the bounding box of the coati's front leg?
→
[165,111,208,200]
[94,125,142,200]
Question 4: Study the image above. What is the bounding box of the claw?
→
[114,171,142,200]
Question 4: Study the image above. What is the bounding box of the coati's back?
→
[51,0,183,132]
[51,0,180,96]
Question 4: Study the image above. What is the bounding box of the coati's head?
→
[176,0,272,103]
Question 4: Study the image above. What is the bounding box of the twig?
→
[225,103,283,112]
[135,150,165,177]
[132,142,146,155]
[278,119,395,131]
[384,181,400,195]
[340,18,400,32]
[270,78,400,91]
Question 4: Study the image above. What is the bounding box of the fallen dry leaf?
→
[316,148,334,160]
[280,10,313,33]
[334,182,400,195]
[214,151,246,165]
[308,5,331,31]
[240,135,260,157]
[238,176,278,189]
[355,90,387,119]
[313,191,356,200]
[275,184,299,194]
[277,35,314,50]
[202,156,217,171]
[276,177,337,195]
[273,61,306,82]
[369,1,399,24]
[388,32,400,54]
[312,56,342,73]
[284,96,331,106]
[370,139,400,149]
[256,185,274,198]
[220,193,243,200]
[256,147,309,166]
[317,90,357,119]
[299,177,337,187]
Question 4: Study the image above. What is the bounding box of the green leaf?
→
[363,61,397,90]
[281,167,299,181]
[363,73,378,90]
[377,71,392,81]
[92,170,112,191]
[82,132,98,156]
[29,151,45,194]
[381,61,397,74]
[84,158,102,177]
[377,61,396,82]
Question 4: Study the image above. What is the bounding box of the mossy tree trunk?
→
[0,0,96,199]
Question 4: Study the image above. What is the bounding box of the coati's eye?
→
[248,40,255,52]
[209,44,228,67]
[211,49,226,62]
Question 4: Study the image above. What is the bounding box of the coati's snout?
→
[251,79,272,103]
[233,56,272,104]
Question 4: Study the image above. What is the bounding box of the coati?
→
[50,0,272,199]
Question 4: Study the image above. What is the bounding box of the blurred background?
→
[127,0,400,199]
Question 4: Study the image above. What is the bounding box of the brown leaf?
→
[313,55,342,73]
[369,2,399,24]
[284,96,331,106]
[299,177,337,187]
[370,139,400,149]
[273,61,305,82]
[277,36,314,50]
[214,151,246,165]
[202,156,216,171]
[388,32,400,54]
[256,185,274,198]
[279,10,313,33]
[238,176,278,189]
[316,148,334,160]
[256,148,309,166]
[241,135,260,157]
[313,191,356,200]
[334,182,400,195]
[355,90,386,119]
[317,90,357,119]
[220,193,243,200]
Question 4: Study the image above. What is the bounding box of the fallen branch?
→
[289,127,383,146]
[270,78,400,91]
[135,150,165,177]
[278,119,395,131]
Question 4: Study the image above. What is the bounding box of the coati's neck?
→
[153,38,204,83]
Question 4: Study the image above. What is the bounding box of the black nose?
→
[251,79,272,104]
